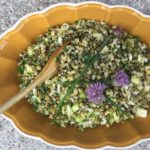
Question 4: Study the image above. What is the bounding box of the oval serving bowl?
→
[0,2,150,149]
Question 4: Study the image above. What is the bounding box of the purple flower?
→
[114,70,129,86]
[86,82,107,103]
[113,27,123,37]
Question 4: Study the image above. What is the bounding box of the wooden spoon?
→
[0,43,67,114]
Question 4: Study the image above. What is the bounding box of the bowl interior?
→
[0,4,150,149]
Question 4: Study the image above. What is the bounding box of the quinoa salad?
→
[18,19,150,130]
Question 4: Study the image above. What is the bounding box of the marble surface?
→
[0,0,150,150]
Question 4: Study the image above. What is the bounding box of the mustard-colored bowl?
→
[0,2,150,149]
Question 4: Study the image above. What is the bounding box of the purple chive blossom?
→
[113,27,123,37]
[86,82,107,103]
[114,70,129,86]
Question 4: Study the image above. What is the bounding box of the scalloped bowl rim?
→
[0,1,150,149]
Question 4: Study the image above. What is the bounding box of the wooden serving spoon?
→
[0,43,68,114]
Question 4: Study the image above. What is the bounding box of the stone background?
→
[0,0,150,150]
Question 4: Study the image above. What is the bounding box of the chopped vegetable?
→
[135,108,147,118]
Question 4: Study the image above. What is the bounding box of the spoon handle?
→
[0,61,57,114]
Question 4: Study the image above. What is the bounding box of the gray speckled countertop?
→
[0,0,150,150]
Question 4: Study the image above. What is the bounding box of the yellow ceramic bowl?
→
[0,2,150,149]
